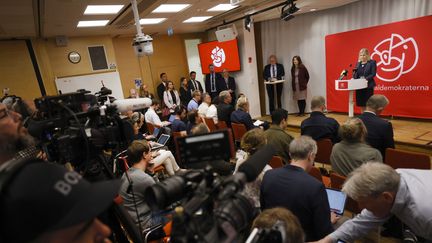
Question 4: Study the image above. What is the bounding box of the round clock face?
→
[68,51,81,64]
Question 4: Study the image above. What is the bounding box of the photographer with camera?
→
[0,159,119,243]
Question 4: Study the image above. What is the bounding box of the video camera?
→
[144,130,276,243]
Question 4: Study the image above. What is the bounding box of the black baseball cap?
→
[0,161,120,243]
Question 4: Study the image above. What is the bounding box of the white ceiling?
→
[0,0,359,39]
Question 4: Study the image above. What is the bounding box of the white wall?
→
[184,39,205,89]
[260,0,432,114]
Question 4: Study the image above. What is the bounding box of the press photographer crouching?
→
[0,159,119,243]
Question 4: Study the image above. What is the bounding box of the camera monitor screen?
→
[326,188,347,215]
[175,130,234,165]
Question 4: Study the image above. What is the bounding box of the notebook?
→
[326,188,347,215]
[150,134,170,150]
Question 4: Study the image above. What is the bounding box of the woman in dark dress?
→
[179,77,191,107]
[291,56,310,116]
[353,48,377,112]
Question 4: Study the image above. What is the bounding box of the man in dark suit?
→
[263,55,285,113]
[301,96,341,144]
[187,71,203,96]
[220,68,236,105]
[217,90,234,127]
[261,136,338,241]
[358,94,395,158]
[205,64,223,99]
[156,72,168,102]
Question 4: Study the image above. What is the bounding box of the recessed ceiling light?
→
[77,20,109,27]
[84,5,124,15]
[310,8,317,11]
[183,16,212,23]
[207,4,239,12]
[139,18,167,25]
[152,4,190,13]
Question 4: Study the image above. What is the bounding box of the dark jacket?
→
[231,108,256,131]
[353,60,377,89]
[156,82,166,102]
[291,65,310,91]
[205,72,223,97]
[261,165,334,241]
[263,63,285,81]
[179,86,192,106]
[301,111,341,143]
[220,76,236,92]
[217,102,235,127]
[187,79,204,95]
[358,112,395,158]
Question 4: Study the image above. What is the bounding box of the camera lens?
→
[214,194,256,231]
[144,175,186,210]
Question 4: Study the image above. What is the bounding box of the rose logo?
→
[371,34,419,82]
[211,46,226,67]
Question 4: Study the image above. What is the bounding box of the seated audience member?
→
[264,109,293,164]
[191,123,210,135]
[187,90,201,111]
[120,140,168,230]
[163,81,180,113]
[261,136,338,241]
[301,96,340,143]
[144,99,170,128]
[1,160,116,243]
[331,118,382,176]
[198,92,211,117]
[358,94,394,158]
[206,96,219,124]
[231,96,257,131]
[252,207,305,243]
[235,128,272,208]
[316,162,432,243]
[171,106,187,135]
[179,77,192,107]
[217,90,234,127]
[139,84,154,99]
[186,110,201,135]
[131,111,145,140]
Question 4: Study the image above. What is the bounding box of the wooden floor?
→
[260,112,432,156]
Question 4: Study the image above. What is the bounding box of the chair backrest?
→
[385,148,431,170]
[172,131,186,162]
[269,156,284,169]
[315,139,333,165]
[146,122,155,135]
[217,120,228,130]
[308,166,323,183]
[231,123,247,142]
[204,117,218,132]
[330,172,363,214]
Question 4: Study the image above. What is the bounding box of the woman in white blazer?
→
[163,81,180,113]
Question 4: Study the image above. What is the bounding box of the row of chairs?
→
[314,139,431,170]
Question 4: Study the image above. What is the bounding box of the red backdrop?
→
[198,39,241,74]
[325,15,432,119]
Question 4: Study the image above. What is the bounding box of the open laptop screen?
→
[326,188,347,215]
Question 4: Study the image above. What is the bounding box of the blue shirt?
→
[171,119,186,132]
[187,99,199,111]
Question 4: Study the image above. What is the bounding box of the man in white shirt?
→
[198,93,211,117]
[144,100,170,128]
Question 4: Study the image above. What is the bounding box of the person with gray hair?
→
[358,94,394,158]
[315,162,432,242]
[231,96,257,131]
[330,118,382,176]
[301,96,340,143]
[261,136,340,241]
[217,90,234,127]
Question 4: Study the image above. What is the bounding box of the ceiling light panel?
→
[84,5,124,15]
[183,16,212,23]
[207,4,238,12]
[140,18,167,25]
[152,4,190,13]
[77,20,109,27]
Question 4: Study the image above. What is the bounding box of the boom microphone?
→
[113,98,152,112]
[218,145,275,201]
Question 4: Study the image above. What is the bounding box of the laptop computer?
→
[325,188,347,215]
[168,114,176,123]
[150,134,170,150]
